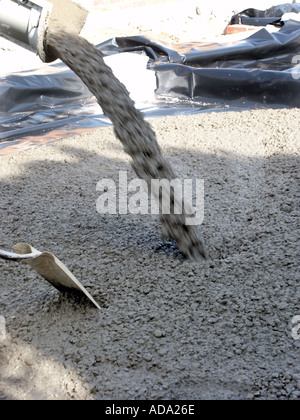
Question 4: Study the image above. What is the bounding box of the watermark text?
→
[0,315,6,340]
[292,55,300,80]
[292,316,300,340]
[96,171,204,226]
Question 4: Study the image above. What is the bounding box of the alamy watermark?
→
[0,315,6,340]
[292,316,300,341]
[96,171,204,226]
[292,55,300,80]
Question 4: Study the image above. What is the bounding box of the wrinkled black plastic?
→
[1,17,300,145]
[154,20,300,107]
[230,3,300,26]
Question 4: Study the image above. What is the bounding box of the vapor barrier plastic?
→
[1,18,300,150]
[230,3,300,27]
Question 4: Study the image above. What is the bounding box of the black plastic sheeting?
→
[154,20,300,106]
[230,3,300,27]
[1,14,300,145]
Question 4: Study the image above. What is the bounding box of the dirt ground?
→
[1,2,300,401]
[0,108,300,400]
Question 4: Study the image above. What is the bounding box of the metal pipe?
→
[0,0,46,51]
[0,0,88,62]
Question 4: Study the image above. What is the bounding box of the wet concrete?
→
[0,109,299,399]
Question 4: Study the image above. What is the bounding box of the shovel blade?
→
[12,243,101,310]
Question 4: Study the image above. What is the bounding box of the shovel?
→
[0,243,100,310]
